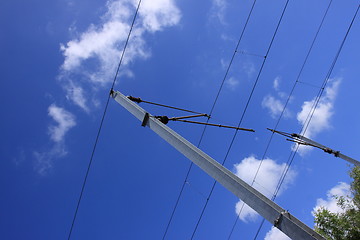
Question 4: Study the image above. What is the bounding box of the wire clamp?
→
[110,89,117,98]
[155,116,169,125]
[128,96,142,103]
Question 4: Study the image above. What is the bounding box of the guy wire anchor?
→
[267,128,360,166]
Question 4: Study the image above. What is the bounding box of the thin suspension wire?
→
[128,96,206,115]
[228,1,334,238]
[238,50,266,58]
[252,3,359,239]
[161,1,259,239]
[191,1,290,239]
[297,81,322,89]
[67,1,142,239]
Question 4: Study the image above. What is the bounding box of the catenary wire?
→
[161,1,259,239]
[276,4,360,205]
[67,1,142,239]
[253,3,359,239]
[190,1,290,239]
[300,4,359,139]
[227,0,334,238]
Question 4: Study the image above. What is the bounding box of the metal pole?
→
[112,90,324,240]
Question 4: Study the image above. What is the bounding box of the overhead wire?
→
[66,1,142,239]
[227,0,334,238]
[252,2,359,240]
[300,4,359,139]
[282,1,359,205]
[161,0,259,239]
[273,3,360,206]
[190,0,291,239]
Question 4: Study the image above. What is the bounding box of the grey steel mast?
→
[111,90,324,240]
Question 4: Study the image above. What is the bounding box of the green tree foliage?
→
[314,166,360,240]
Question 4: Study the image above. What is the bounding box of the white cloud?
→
[226,77,239,90]
[48,104,76,142]
[33,144,67,175]
[264,227,291,240]
[139,0,181,32]
[220,58,228,70]
[59,0,181,110]
[273,77,280,91]
[242,61,255,78]
[35,0,181,174]
[233,156,296,222]
[296,79,341,154]
[210,0,227,25]
[220,33,234,42]
[34,105,75,175]
[262,95,284,119]
[312,182,352,215]
[262,76,292,119]
[65,81,89,112]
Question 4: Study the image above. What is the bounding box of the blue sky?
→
[1,0,360,239]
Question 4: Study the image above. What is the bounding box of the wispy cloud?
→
[139,0,181,32]
[262,77,291,119]
[296,78,341,154]
[34,0,181,175]
[48,104,76,142]
[273,76,280,91]
[312,182,352,215]
[233,156,296,222]
[226,76,240,90]
[210,0,227,25]
[242,61,255,78]
[262,95,285,119]
[297,78,341,138]
[264,227,291,240]
[33,143,67,175]
[64,82,89,112]
[34,105,76,175]
[59,0,181,111]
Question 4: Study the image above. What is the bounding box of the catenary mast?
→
[111,90,325,240]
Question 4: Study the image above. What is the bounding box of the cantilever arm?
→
[268,128,360,166]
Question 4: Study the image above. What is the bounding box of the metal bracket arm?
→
[268,128,359,166]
